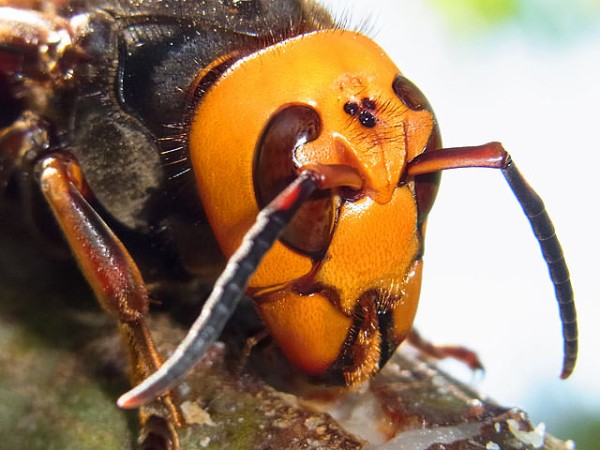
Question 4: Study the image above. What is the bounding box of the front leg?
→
[36,151,181,447]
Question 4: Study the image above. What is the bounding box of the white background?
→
[321,0,599,440]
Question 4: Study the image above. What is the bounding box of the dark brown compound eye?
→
[392,74,442,235]
[254,105,336,258]
[414,124,442,234]
[392,74,434,111]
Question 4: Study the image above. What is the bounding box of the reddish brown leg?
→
[0,113,71,256]
[0,112,45,192]
[36,152,181,446]
[0,5,75,81]
[239,328,270,369]
[407,329,484,372]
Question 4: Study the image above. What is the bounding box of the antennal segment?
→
[407,141,578,379]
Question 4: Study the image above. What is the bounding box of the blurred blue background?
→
[322,0,599,447]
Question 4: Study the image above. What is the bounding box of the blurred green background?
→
[419,2,600,448]
[430,0,600,39]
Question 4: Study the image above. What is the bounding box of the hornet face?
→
[188,30,439,384]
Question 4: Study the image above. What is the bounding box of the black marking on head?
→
[358,110,377,128]
[343,98,378,128]
[344,101,359,116]
[361,97,376,110]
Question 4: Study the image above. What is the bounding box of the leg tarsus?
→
[407,329,484,372]
[238,328,270,372]
[120,321,182,428]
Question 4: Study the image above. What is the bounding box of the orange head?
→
[188,30,441,385]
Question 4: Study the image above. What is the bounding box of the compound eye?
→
[254,105,335,258]
[392,74,434,111]
[413,125,442,231]
[392,75,441,231]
